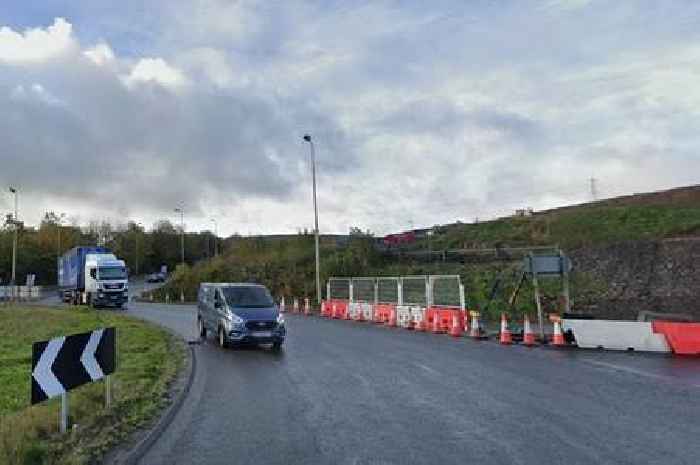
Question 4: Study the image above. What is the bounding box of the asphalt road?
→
[123,302,700,465]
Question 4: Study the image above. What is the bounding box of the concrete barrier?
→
[562,319,671,352]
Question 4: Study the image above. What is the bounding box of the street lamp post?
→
[9,187,18,285]
[303,134,321,305]
[56,213,66,258]
[211,219,218,257]
[174,207,185,265]
[135,222,143,276]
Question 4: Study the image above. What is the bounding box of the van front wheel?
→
[218,327,227,349]
[198,318,207,339]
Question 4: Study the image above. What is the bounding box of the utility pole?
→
[590,177,598,201]
[56,213,66,258]
[135,222,143,276]
[211,219,218,257]
[303,134,322,305]
[174,207,184,266]
[9,187,18,285]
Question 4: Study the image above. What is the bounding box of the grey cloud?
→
[0,52,356,219]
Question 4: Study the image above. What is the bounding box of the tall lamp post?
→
[9,187,18,285]
[135,222,143,276]
[56,213,66,258]
[174,207,185,266]
[211,219,218,257]
[303,134,321,305]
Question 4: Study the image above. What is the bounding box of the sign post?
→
[31,327,116,432]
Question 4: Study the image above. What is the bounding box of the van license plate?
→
[251,331,272,338]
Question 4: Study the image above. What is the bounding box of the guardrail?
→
[0,285,45,303]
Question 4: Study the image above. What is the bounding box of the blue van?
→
[197,283,285,350]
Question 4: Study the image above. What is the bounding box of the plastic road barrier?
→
[396,305,413,328]
[374,304,395,324]
[348,302,363,320]
[426,307,464,334]
[359,302,374,321]
[652,322,700,355]
[412,307,427,331]
[562,319,671,352]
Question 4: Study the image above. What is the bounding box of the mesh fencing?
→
[377,277,400,303]
[431,275,462,307]
[402,276,428,305]
[328,278,350,300]
[352,278,375,302]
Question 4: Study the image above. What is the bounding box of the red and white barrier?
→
[562,319,669,352]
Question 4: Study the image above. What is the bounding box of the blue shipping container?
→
[58,246,111,290]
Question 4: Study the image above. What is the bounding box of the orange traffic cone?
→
[449,313,462,337]
[522,314,536,346]
[304,298,311,316]
[280,296,286,313]
[499,313,513,345]
[293,298,300,314]
[551,315,566,346]
[388,307,397,327]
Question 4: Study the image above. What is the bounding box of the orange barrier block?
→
[652,322,700,355]
[333,300,348,320]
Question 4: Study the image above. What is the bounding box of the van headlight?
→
[276,314,285,326]
[230,313,244,330]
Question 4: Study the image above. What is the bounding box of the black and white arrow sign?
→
[31,327,115,404]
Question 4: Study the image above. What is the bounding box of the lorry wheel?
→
[198,318,207,339]
[218,327,228,349]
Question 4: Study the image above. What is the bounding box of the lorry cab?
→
[84,254,129,308]
[197,283,285,350]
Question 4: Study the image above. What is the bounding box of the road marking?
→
[585,359,700,388]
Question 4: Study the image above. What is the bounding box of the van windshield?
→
[222,286,274,308]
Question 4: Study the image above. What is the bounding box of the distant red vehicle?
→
[383,231,416,247]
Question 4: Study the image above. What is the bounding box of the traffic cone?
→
[522,314,536,346]
[499,313,513,345]
[280,296,286,313]
[551,316,566,346]
[449,313,462,337]
[293,298,300,314]
[304,298,311,316]
[388,307,397,327]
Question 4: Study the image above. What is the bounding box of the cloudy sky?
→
[1,0,699,236]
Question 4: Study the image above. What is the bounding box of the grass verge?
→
[0,305,185,465]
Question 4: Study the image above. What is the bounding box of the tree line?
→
[0,212,221,285]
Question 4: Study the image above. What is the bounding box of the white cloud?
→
[84,42,116,66]
[0,18,75,63]
[123,57,187,89]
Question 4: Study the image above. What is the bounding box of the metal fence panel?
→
[351,278,375,302]
[402,276,428,305]
[430,275,462,307]
[377,277,399,304]
[328,278,351,300]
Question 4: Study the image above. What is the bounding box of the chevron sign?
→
[31,328,115,404]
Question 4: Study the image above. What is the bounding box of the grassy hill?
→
[153,184,700,321]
